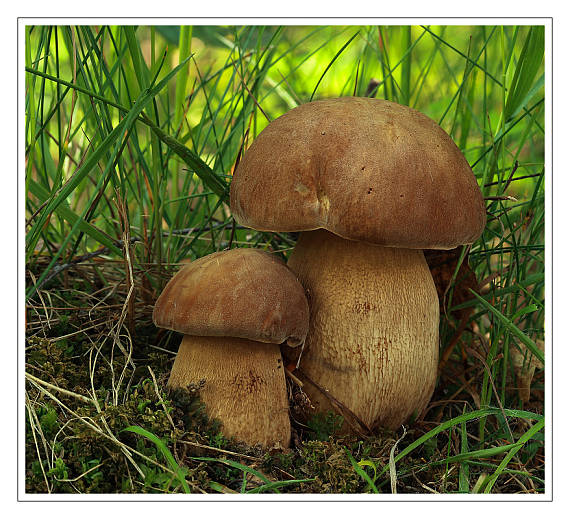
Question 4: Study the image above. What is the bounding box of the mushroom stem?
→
[168,335,291,448]
[286,229,440,431]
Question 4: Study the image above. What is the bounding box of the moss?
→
[297,439,362,492]
[306,411,344,441]
[25,328,224,493]
[24,275,544,494]
[24,326,414,494]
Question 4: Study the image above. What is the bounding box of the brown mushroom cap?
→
[230,97,486,250]
[152,248,309,347]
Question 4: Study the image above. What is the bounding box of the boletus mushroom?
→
[153,248,309,448]
[230,97,486,433]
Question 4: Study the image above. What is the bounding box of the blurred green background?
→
[25,25,544,278]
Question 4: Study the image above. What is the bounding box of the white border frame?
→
[17,17,553,503]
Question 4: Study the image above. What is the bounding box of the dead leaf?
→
[509,339,544,403]
[424,247,480,321]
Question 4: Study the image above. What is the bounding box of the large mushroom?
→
[153,248,309,448]
[230,97,486,432]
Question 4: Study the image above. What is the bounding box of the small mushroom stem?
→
[286,229,440,431]
[168,336,291,448]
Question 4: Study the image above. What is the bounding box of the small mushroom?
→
[153,248,309,448]
[230,97,486,432]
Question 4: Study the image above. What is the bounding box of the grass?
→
[24,24,545,494]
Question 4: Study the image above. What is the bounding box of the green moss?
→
[24,281,544,494]
[25,330,222,493]
[306,411,344,441]
[297,439,362,492]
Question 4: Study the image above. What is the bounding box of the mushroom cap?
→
[230,97,486,250]
[153,248,309,347]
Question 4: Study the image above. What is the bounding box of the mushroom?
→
[153,248,309,448]
[230,97,486,432]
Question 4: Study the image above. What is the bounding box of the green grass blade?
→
[140,114,229,199]
[25,116,129,257]
[507,73,544,124]
[26,53,193,297]
[436,444,527,464]
[246,478,315,494]
[25,26,38,203]
[27,179,121,255]
[399,26,412,105]
[309,30,360,101]
[374,407,542,482]
[122,425,191,493]
[421,25,502,87]
[345,448,379,493]
[174,26,193,127]
[190,456,279,493]
[504,26,545,121]
[171,26,193,201]
[458,418,470,493]
[123,26,149,91]
[483,418,545,493]
[469,289,544,364]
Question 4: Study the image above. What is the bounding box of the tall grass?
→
[24,24,545,494]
